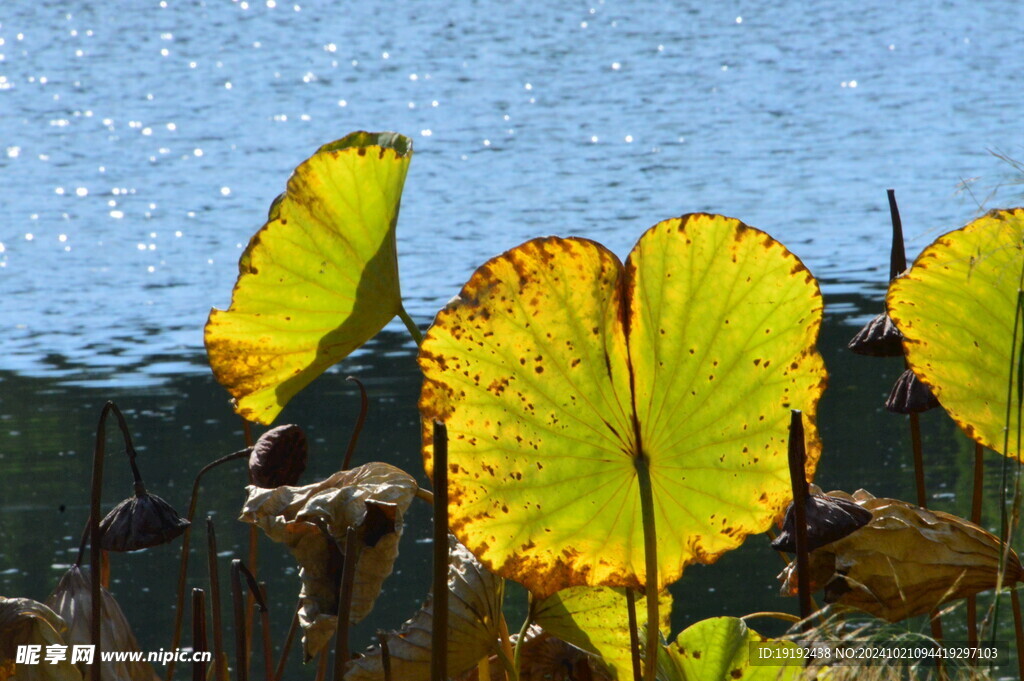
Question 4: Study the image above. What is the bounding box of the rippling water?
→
[2,0,1022,381]
[1,0,1023,676]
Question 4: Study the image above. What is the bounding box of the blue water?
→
[1,0,1021,383]
[1,1,1023,676]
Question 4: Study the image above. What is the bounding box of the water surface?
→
[1,0,1022,676]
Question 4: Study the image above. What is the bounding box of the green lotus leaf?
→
[533,586,672,680]
[657,616,801,681]
[419,213,826,596]
[205,131,412,424]
[887,208,1024,458]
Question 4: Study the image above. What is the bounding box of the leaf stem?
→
[398,304,424,346]
[626,589,642,681]
[786,410,812,629]
[431,422,449,681]
[168,448,251,681]
[634,452,659,681]
[342,376,369,470]
[512,592,534,678]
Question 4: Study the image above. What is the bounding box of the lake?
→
[1,0,1022,676]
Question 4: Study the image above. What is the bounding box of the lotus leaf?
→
[532,586,672,680]
[419,213,826,596]
[778,489,1022,621]
[239,462,418,659]
[887,208,1024,457]
[344,536,502,681]
[206,131,412,424]
[45,566,158,680]
[0,597,81,681]
[513,632,614,681]
[656,616,801,681]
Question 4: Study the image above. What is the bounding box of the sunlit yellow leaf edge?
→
[533,585,673,680]
[419,213,826,597]
[887,208,1024,459]
[205,131,412,424]
[657,616,801,681]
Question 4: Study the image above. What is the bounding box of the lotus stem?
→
[378,630,392,681]
[634,451,659,681]
[475,654,489,681]
[342,376,369,470]
[1012,588,1024,681]
[333,526,360,681]
[88,401,134,681]
[967,443,985,646]
[626,589,642,681]
[241,418,259,672]
[886,189,907,280]
[192,588,207,681]
[431,422,449,681]
[207,518,227,681]
[740,611,801,624]
[231,560,249,681]
[167,448,250,681]
[496,613,517,681]
[259,582,273,681]
[230,559,267,681]
[274,603,301,681]
[512,593,534,678]
[785,410,813,628]
[398,304,424,345]
[315,650,328,681]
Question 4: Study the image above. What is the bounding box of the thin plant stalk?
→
[241,418,259,674]
[167,448,251,681]
[342,376,369,470]
[967,443,985,646]
[333,526,360,681]
[431,422,449,681]
[88,401,135,681]
[398,304,424,345]
[377,630,392,681]
[908,411,929,509]
[1012,588,1024,681]
[625,589,642,681]
[274,603,301,681]
[475,654,489,681]
[512,593,534,678]
[192,588,208,681]
[785,410,813,628]
[207,518,228,681]
[889,190,943,642]
[231,560,250,681]
[230,559,268,681]
[259,582,273,681]
[633,451,659,681]
[315,650,328,681]
[496,613,516,681]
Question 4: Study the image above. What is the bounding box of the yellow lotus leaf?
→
[533,586,672,680]
[344,536,502,681]
[0,597,81,681]
[45,566,158,681]
[887,208,1024,458]
[420,213,826,596]
[240,462,418,659]
[778,490,1022,621]
[206,131,412,424]
[657,616,801,681]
